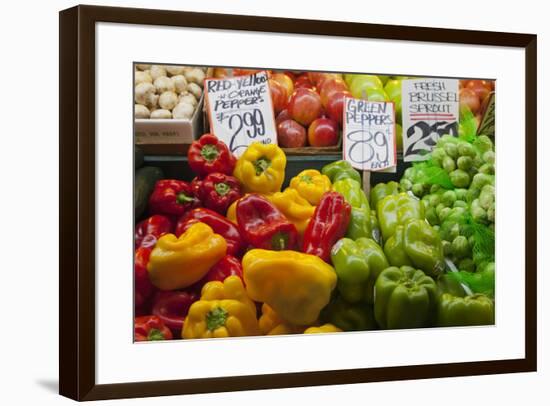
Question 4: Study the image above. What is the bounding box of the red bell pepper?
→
[134,315,173,341]
[196,172,242,215]
[135,247,155,308]
[187,133,236,177]
[201,255,244,284]
[152,290,199,336]
[236,194,298,251]
[134,214,173,249]
[302,191,351,262]
[175,208,245,257]
[148,179,200,217]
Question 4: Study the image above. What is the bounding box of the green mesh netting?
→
[410,159,454,189]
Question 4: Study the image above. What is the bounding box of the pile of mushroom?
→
[134,65,206,119]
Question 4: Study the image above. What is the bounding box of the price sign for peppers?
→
[401,78,459,162]
[205,71,277,157]
[343,97,396,171]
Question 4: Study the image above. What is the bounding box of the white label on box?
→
[205,71,277,157]
[343,97,396,171]
[401,78,459,162]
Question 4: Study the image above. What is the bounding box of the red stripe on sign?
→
[412,117,455,120]
[410,114,455,117]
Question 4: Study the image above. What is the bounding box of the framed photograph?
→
[59,5,537,401]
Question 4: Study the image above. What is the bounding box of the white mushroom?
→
[153,76,175,93]
[135,64,151,71]
[150,109,172,119]
[183,68,205,85]
[172,75,188,93]
[150,65,167,81]
[178,92,197,107]
[134,104,150,119]
[159,91,178,110]
[135,82,155,105]
[135,70,152,85]
[166,65,186,76]
[172,102,195,119]
[187,82,203,99]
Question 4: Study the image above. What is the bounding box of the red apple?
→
[307,72,326,87]
[320,77,348,107]
[325,90,352,125]
[272,73,294,98]
[459,88,481,114]
[287,88,323,126]
[308,117,339,147]
[295,74,315,91]
[269,79,288,114]
[277,119,307,148]
[276,109,292,125]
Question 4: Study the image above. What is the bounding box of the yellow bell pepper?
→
[289,169,331,205]
[259,303,305,335]
[243,249,337,325]
[147,222,226,290]
[303,324,343,334]
[269,188,315,236]
[183,276,260,338]
[233,143,286,194]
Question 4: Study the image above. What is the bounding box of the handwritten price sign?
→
[401,78,459,162]
[343,97,396,171]
[205,71,277,157]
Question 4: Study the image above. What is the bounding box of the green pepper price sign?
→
[205,71,277,157]
[342,97,396,171]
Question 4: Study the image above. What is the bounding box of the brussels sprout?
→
[458,258,476,273]
[438,134,455,145]
[479,163,495,175]
[442,156,456,173]
[479,186,495,210]
[443,143,459,159]
[403,167,415,180]
[430,184,442,194]
[471,203,488,223]
[412,183,424,197]
[441,190,457,207]
[483,150,495,164]
[425,206,439,226]
[475,135,493,153]
[458,142,476,158]
[487,206,495,223]
[438,207,452,222]
[452,235,471,258]
[435,203,446,218]
[455,188,468,201]
[432,225,440,232]
[428,193,442,207]
[470,173,494,190]
[400,178,413,191]
[450,169,470,188]
[472,155,484,169]
[453,200,468,209]
[442,240,452,256]
[457,156,473,171]
[468,235,476,247]
[432,147,447,162]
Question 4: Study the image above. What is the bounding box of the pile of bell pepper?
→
[134,133,494,342]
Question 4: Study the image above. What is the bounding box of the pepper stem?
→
[271,232,289,251]
[254,157,271,176]
[201,144,219,162]
[176,192,194,205]
[147,328,166,341]
[215,182,231,196]
[206,307,228,331]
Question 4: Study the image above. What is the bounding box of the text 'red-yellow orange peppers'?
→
[182,276,260,338]
[289,169,331,205]
[147,222,226,290]
[233,143,286,194]
[243,249,337,325]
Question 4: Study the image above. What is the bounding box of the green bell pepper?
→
[436,293,495,327]
[322,160,362,184]
[332,178,379,241]
[331,237,389,304]
[377,192,425,241]
[437,273,467,298]
[383,219,444,277]
[321,295,377,331]
[374,266,437,329]
[370,181,400,209]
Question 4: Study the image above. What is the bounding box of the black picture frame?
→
[59,4,537,401]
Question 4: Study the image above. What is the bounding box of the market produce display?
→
[133,70,496,341]
[134,65,207,119]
